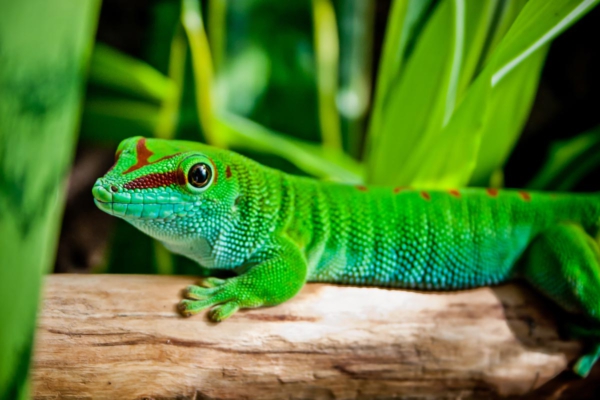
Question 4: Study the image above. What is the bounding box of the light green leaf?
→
[490,0,599,86]
[409,66,491,188]
[367,0,465,185]
[216,111,364,183]
[456,0,498,98]
[89,43,175,104]
[181,0,222,146]
[480,0,528,66]
[469,44,549,186]
[208,0,227,72]
[312,0,342,151]
[367,0,435,153]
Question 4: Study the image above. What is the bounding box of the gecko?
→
[93,136,600,377]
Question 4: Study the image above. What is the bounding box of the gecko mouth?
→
[93,183,190,219]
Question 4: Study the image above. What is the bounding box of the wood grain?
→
[31,274,599,399]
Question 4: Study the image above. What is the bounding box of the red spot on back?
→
[448,189,461,198]
[225,165,232,179]
[420,191,431,201]
[123,171,184,190]
[393,186,409,194]
[356,185,368,192]
[519,191,531,201]
[123,138,180,174]
[487,188,498,197]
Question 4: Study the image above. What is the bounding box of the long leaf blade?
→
[216,111,364,183]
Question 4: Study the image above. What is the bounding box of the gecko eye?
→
[188,163,212,188]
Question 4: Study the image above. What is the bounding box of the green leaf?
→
[0,0,100,397]
[155,25,187,140]
[312,0,342,151]
[456,0,498,98]
[528,126,600,191]
[367,0,435,153]
[89,43,175,104]
[489,0,599,87]
[470,0,599,185]
[409,67,491,188]
[216,111,364,183]
[479,0,528,66]
[469,44,549,186]
[367,0,599,188]
[208,0,227,72]
[181,0,222,146]
[337,0,376,158]
[367,0,465,185]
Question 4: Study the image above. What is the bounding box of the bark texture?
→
[32,274,600,399]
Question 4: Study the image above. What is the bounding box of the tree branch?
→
[32,275,599,399]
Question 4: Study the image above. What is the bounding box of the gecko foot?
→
[178,278,242,320]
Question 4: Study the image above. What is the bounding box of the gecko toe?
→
[209,302,240,321]
[198,277,227,288]
[184,285,215,300]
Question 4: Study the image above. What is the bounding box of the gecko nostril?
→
[110,185,119,193]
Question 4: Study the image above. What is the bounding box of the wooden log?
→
[32,274,599,399]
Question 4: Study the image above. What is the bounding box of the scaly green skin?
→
[94,136,600,376]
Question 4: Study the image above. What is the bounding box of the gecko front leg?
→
[178,236,308,321]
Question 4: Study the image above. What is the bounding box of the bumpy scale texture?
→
[93,136,600,376]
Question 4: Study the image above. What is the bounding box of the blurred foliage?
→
[529,125,600,191]
[0,1,100,398]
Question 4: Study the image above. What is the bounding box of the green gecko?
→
[93,136,600,377]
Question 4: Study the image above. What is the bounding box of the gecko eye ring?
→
[188,163,212,188]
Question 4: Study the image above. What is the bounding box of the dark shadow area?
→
[505,5,600,190]
[490,281,600,398]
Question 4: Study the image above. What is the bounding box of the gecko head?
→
[92,136,239,242]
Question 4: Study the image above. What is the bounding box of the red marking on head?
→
[519,191,531,201]
[208,159,219,185]
[123,138,180,174]
[393,186,409,194]
[123,171,184,190]
[448,189,460,198]
[420,191,431,201]
[225,165,232,179]
[356,185,368,192]
[124,138,153,174]
[487,188,498,197]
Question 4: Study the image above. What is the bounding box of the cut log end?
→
[32,275,599,399]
